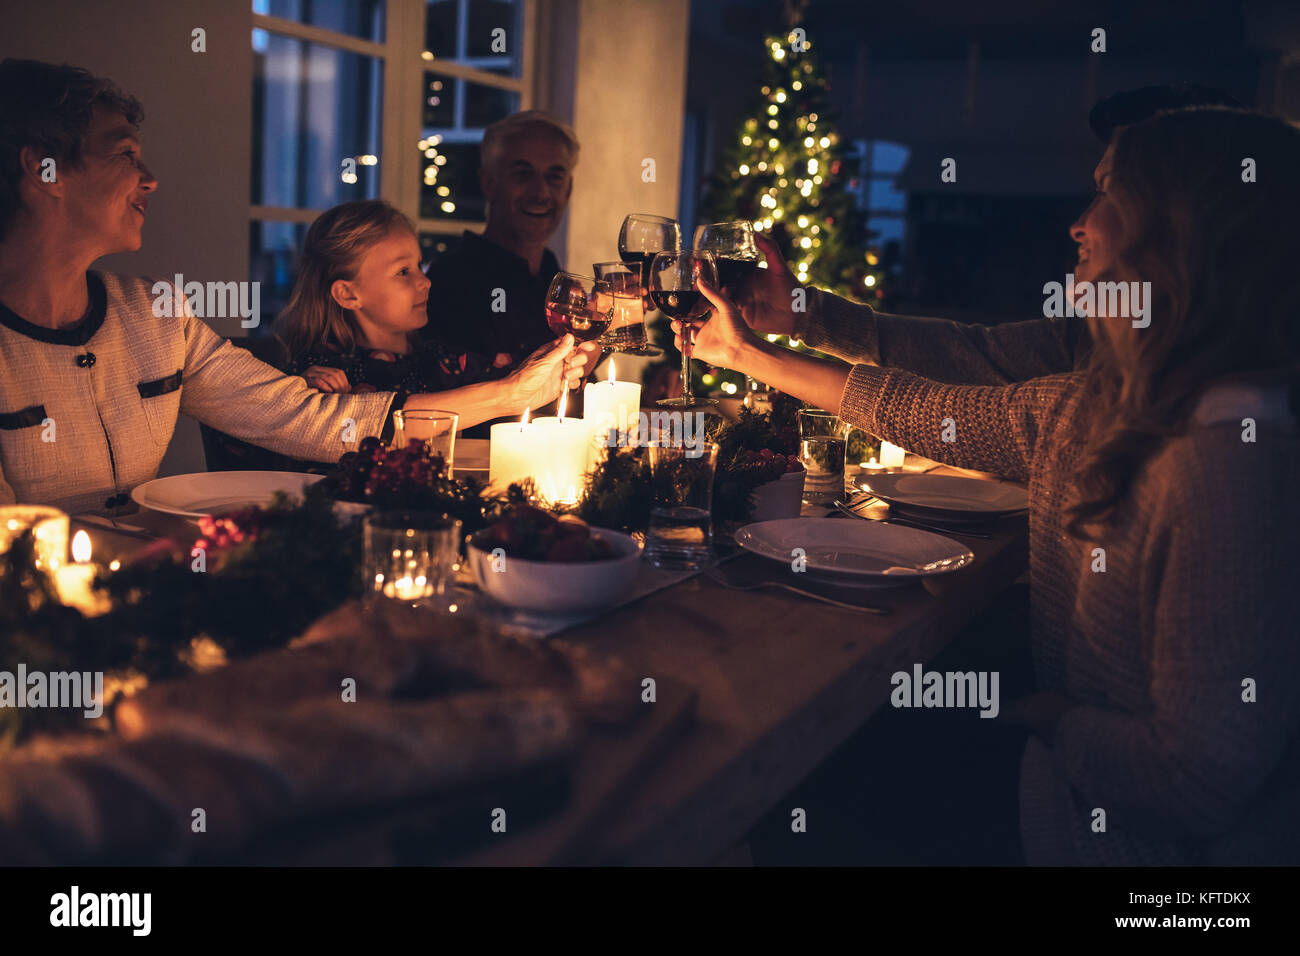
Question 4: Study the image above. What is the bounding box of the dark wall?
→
[686,0,1293,322]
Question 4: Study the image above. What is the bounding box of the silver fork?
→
[703,568,891,615]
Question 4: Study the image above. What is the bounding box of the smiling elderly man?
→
[421,111,581,373]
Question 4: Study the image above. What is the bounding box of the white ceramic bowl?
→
[468,527,643,613]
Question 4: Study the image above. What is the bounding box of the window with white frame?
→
[249,0,533,324]
[846,139,909,247]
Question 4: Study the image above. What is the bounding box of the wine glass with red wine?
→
[618,213,681,327]
[544,271,612,392]
[693,221,762,297]
[649,251,719,408]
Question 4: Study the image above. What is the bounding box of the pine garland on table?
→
[0,442,510,746]
[577,392,804,533]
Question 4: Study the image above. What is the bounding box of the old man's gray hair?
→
[480,110,580,170]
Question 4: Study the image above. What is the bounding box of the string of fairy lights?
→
[699,28,887,395]
[736,34,832,286]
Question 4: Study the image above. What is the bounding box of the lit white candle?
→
[489,407,538,490]
[880,441,906,468]
[584,359,642,456]
[54,530,110,617]
[532,390,590,505]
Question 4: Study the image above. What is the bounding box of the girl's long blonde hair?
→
[276,199,417,360]
[1067,107,1300,538]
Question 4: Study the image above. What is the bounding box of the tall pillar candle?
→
[489,414,539,490]
[584,360,642,457]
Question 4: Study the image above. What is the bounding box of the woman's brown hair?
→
[276,199,416,360]
[1067,107,1300,537]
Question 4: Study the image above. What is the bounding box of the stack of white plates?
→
[856,473,1027,524]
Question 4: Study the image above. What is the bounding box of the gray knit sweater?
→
[0,272,399,515]
[802,289,1300,866]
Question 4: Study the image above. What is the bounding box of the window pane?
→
[465,70,514,127]
[254,0,386,42]
[869,178,906,212]
[419,140,483,220]
[424,0,459,59]
[252,33,383,208]
[422,73,456,127]
[867,217,905,245]
[871,142,910,175]
[249,220,311,332]
[424,0,523,75]
[418,77,520,222]
[466,0,522,65]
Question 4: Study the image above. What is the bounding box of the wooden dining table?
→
[71,457,1029,866]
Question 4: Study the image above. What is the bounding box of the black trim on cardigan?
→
[0,404,47,430]
[137,370,183,398]
[0,272,107,346]
[380,388,409,445]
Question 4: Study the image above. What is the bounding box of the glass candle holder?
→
[0,505,70,572]
[363,511,462,608]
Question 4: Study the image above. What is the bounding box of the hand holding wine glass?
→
[651,250,718,407]
[544,271,612,390]
[727,232,801,336]
[670,272,754,372]
[504,334,591,410]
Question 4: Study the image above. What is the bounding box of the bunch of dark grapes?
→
[727,448,803,485]
[195,506,267,551]
[327,436,390,502]
[364,439,448,506]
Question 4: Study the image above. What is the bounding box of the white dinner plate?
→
[855,473,1028,517]
[734,517,974,586]
[131,471,323,519]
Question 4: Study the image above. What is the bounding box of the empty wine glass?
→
[649,250,718,408]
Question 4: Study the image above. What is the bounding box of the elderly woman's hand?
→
[670,273,755,372]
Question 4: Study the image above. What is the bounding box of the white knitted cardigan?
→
[0,272,397,515]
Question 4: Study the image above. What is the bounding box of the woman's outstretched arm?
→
[681,278,1078,481]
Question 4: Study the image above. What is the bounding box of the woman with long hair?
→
[680,106,1300,865]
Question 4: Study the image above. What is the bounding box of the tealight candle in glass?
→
[0,505,69,572]
[364,511,462,609]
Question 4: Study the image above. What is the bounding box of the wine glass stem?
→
[680,324,693,402]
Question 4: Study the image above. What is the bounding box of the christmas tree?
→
[703,20,872,292]
[685,1,890,399]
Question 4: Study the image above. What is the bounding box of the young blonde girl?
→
[277,200,590,425]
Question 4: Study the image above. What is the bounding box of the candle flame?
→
[72,530,91,563]
[557,388,568,422]
[521,407,531,426]
[608,360,616,384]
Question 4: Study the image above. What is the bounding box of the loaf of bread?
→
[116,600,639,736]
[0,690,576,864]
